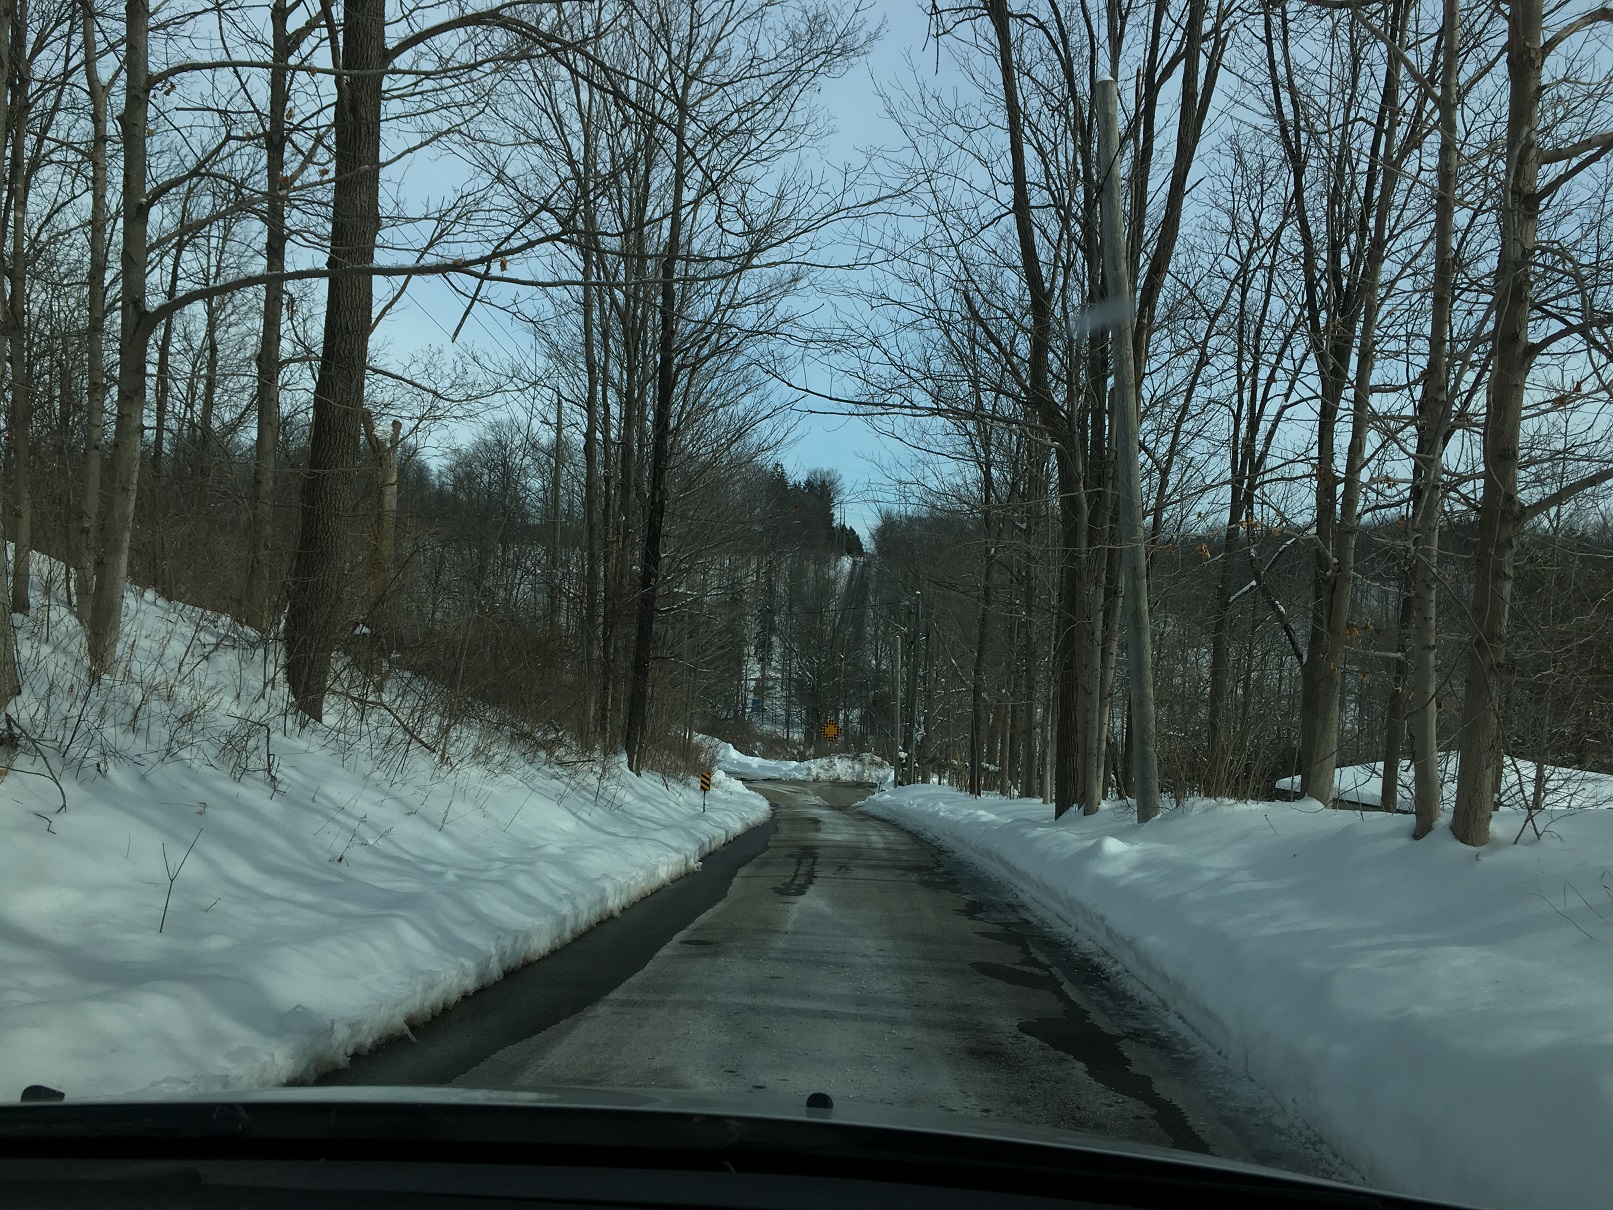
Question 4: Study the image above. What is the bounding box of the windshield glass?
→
[3,3,1609,1210]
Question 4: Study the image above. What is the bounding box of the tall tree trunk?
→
[602,209,644,745]
[6,4,31,617]
[55,337,73,560]
[242,0,290,632]
[623,99,687,771]
[360,408,397,692]
[969,408,996,797]
[1074,378,1108,815]
[1295,345,1351,801]
[1080,450,1117,813]
[149,240,183,485]
[195,306,219,491]
[905,593,923,782]
[1304,294,1386,803]
[1452,0,1541,846]
[1379,572,1414,814]
[1265,1,1403,803]
[1018,560,1038,799]
[1205,507,1244,794]
[1096,535,1123,799]
[998,620,1016,796]
[0,0,16,703]
[86,0,152,678]
[73,0,109,622]
[284,0,385,719]
[1096,75,1162,822]
[1052,445,1087,816]
[969,524,996,797]
[581,238,601,742]
[361,409,398,613]
[985,0,1084,816]
[594,275,616,742]
[1409,0,1461,840]
[1207,233,1284,794]
[549,386,563,633]
[1296,3,1407,802]
[572,68,602,744]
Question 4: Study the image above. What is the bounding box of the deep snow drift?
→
[864,786,1611,1210]
[705,738,894,787]
[0,554,769,1099]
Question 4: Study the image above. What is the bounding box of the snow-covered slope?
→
[1274,753,1613,810]
[0,554,769,1099]
[864,786,1612,1210]
[706,738,894,788]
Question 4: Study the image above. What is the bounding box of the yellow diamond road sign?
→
[820,721,840,741]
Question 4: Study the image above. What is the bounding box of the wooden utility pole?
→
[1095,77,1161,822]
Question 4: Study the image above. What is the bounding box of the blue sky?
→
[372,0,965,543]
[777,0,961,535]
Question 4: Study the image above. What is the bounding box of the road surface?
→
[327,781,1348,1181]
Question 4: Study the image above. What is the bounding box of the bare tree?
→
[0,0,17,706]
[241,0,309,632]
[1264,0,1424,804]
[1451,1,1613,843]
[5,0,33,616]
[1406,0,1462,839]
[70,0,109,621]
[282,0,385,717]
[84,0,156,676]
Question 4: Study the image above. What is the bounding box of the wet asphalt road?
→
[326,781,1348,1181]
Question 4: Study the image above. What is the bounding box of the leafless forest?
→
[2,0,1611,847]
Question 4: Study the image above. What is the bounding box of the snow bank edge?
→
[295,788,772,1087]
[857,793,1535,1210]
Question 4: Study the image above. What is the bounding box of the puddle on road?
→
[969,954,1207,1155]
[970,959,1052,992]
[936,844,1358,1184]
[773,848,819,897]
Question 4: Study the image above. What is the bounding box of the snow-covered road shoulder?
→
[0,556,771,1100]
[863,785,1613,1210]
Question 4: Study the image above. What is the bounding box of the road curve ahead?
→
[454,781,1346,1180]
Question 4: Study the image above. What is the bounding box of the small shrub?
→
[639,730,717,782]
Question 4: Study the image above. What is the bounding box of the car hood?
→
[0,1082,1450,1206]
